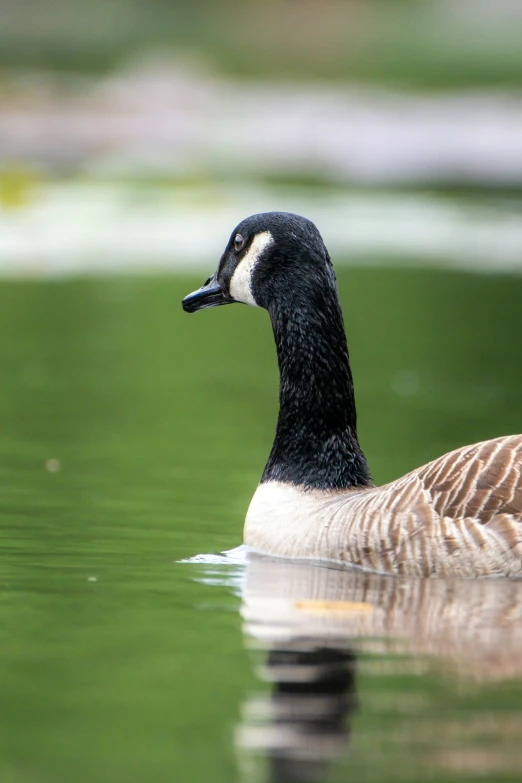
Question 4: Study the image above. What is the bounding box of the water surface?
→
[1,268,522,782]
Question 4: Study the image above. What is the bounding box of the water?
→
[234,554,522,783]
[2,268,522,782]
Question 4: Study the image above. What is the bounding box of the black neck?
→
[261,278,372,490]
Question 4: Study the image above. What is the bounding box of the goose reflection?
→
[234,554,522,782]
[238,643,357,783]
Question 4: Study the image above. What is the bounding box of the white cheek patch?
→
[229,231,273,306]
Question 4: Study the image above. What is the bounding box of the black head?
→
[181,212,336,314]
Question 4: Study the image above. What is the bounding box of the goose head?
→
[181,212,335,313]
[182,210,369,490]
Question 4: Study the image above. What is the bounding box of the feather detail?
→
[245,435,522,577]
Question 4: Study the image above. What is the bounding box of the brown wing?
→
[343,435,522,576]
[389,435,522,576]
[416,435,522,524]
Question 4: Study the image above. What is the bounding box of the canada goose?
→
[182,212,522,577]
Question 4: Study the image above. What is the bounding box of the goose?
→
[182,212,522,578]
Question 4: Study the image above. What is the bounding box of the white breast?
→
[244,481,353,560]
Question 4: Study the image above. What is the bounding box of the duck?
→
[182,211,522,578]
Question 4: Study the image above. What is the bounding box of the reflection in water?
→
[240,644,357,783]
[240,557,522,678]
[226,554,522,782]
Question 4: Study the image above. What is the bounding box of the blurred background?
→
[1,0,522,274]
[2,2,522,783]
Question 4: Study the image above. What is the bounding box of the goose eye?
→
[234,234,245,252]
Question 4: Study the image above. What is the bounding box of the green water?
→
[2,267,522,783]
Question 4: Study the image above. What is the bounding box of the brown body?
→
[245,435,522,577]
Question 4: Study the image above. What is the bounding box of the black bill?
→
[181,274,230,313]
